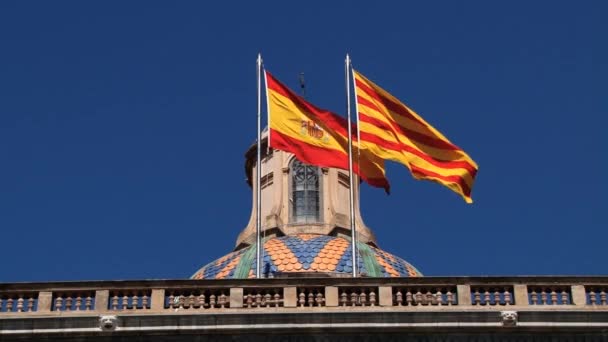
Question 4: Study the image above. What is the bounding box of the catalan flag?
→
[353,70,478,203]
[265,70,390,192]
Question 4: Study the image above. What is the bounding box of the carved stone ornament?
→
[99,315,118,331]
[500,310,518,327]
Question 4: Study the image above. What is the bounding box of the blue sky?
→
[0,1,606,282]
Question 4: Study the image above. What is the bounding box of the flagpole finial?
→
[257,53,262,64]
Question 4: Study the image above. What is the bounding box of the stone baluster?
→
[307,292,314,307]
[111,295,119,310]
[530,289,538,305]
[430,291,438,305]
[26,296,35,312]
[65,295,73,311]
[210,294,217,308]
[85,295,92,310]
[414,290,422,306]
[340,290,347,306]
[168,292,175,309]
[360,290,367,306]
[561,290,570,305]
[6,297,14,312]
[245,293,253,308]
[75,295,82,311]
[483,288,491,305]
[369,290,376,306]
[220,292,227,308]
[16,295,24,312]
[600,290,606,305]
[589,289,596,305]
[253,293,260,308]
[316,292,324,306]
[550,288,558,305]
[263,293,271,307]
[350,291,358,306]
[133,293,140,309]
[429,291,436,305]
[197,293,206,309]
[473,289,481,305]
[446,290,454,305]
[55,295,63,311]
[406,290,413,306]
[274,292,281,306]
[298,290,305,307]
[178,294,185,309]
[186,294,193,309]
[395,289,403,306]
[142,293,149,309]
[121,294,129,310]
[493,289,501,305]
[540,289,548,305]
[504,288,512,305]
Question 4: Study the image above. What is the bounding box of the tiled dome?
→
[191,234,422,279]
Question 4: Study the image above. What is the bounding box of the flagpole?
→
[256,53,263,278]
[345,54,358,278]
[351,65,363,226]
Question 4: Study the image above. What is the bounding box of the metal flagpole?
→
[351,63,362,229]
[345,54,358,278]
[256,53,263,278]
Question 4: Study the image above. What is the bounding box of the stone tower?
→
[191,133,421,279]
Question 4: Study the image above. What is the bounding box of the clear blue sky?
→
[1,1,606,282]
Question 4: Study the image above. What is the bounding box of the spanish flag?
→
[265,70,390,192]
[353,70,478,203]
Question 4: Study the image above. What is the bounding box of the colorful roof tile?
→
[191,234,422,279]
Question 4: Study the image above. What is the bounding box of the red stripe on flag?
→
[409,164,472,197]
[359,131,478,176]
[357,94,460,151]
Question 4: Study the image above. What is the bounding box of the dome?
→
[191,234,422,279]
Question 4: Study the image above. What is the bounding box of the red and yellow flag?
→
[353,70,478,203]
[266,70,390,192]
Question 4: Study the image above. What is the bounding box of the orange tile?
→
[310,238,350,273]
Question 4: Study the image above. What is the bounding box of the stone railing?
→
[1,276,608,315]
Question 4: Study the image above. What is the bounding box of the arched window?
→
[290,158,321,223]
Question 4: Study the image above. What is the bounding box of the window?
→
[290,158,321,223]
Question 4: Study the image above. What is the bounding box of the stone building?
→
[1,138,607,341]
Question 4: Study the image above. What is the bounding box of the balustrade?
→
[297,287,325,307]
[470,286,513,306]
[339,287,377,306]
[109,290,151,310]
[243,288,283,308]
[586,287,608,305]
[165,289,229,309]
[393,286,457,306]
[528,286,571,305]
[53,291,95,311]
[0,293,38,313]
[2,278,608,316]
